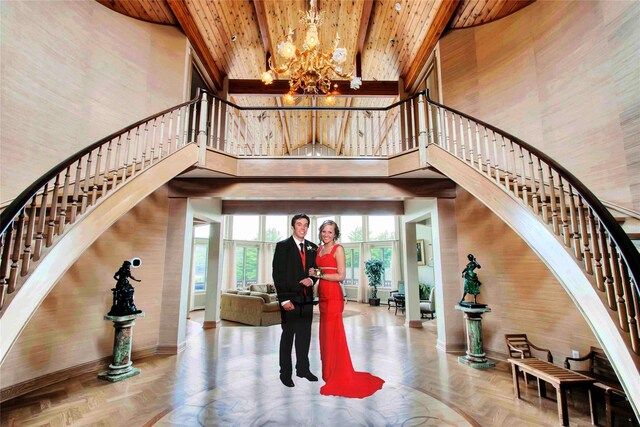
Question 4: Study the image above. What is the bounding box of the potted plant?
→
[365,259,385,306]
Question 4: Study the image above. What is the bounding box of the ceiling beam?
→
[167,0,225,91]
[357,0,374,53]
[228,79,398,97]
[403,0,460,94]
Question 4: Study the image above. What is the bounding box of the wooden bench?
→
[508,358,595,426]
[565,347,634,426]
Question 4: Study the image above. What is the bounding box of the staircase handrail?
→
[424,91,640,287]
[0,94,205,237]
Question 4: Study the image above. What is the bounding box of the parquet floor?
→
[0,304,621,426]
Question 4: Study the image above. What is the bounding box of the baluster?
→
[474,123,483,172]
[449,113,458,158]
[557,178,570,246]
[435,107,444,149]
[629,276,640,353]
[508,140,519,198]
[21,196,37,276]
[130,127,140,178]
[80,151,92,213]
[0,225,14,309]
[443,111,452,157]
[158,115,166,159]
[484,127,493,179]
[589,208,604,290]
[91,146,102,205]
[177,106,186,149]
[212,99,220,150]
[599,228,616,309]
[102,140,113,195]
[149,119,158,165]
[527,152,539,214]
[538,159,548,223]
[568,186,582,260]
[609,245,628,331]
[32,183,48,261]
[548,166,559,235]
[46,174,60,247]
[9,210,26,292]
[577,196,591,273]
[70,159,83,224]
[458,114,466,161]
[467,120,474,168]
[619,260,639,352]
[518,146,528,206]
[500,135,510,190]
[166,111,174,155]
[121,131,132,184]
[426,102,434,147]
[140,122,149,171]
[58,166,71,235]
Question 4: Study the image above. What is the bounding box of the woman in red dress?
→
[310,220,384,398]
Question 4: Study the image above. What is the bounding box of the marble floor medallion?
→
[153,372,473,427]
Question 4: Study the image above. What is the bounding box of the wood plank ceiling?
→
[97,0,534,94]
[96,0,534,154]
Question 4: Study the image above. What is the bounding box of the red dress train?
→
[317,244,384,398]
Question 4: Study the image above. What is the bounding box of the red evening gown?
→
[317,244,384,398]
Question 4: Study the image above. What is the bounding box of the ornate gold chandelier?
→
[261,0,361,102]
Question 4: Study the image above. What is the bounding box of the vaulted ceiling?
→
[97,0,533,102]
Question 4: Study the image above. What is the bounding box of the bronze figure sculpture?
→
[459,253,485,307]
[108,260,142,316]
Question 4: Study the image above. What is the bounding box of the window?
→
[344,246,360,286]
[233,215,259,241]
[236,245,258,287]
[341,216,362,243]
[194,224,210,239]
[265,215,287,242]
[193,239,208,291]
[368,216,396,241]
[370,246,393,288]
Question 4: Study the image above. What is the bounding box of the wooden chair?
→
[505,334,553,385]
[387,281,405,311]
[565,347,635,427]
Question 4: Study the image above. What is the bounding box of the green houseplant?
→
[364,259,385,306]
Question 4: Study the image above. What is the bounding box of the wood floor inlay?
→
[2,304,605,426]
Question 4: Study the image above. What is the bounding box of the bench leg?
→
[511,364,521,399]
[538,378,547,398]
[557,386,569,426]
[589,387,598,426]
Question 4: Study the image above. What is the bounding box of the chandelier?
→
[261,0,361,102]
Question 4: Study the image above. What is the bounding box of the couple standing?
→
[272,214,384,398]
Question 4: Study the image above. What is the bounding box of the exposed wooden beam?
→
[222,200,405,215]
[252,0,271,55]
[275,97,291,154]
[228,79,398,97]
[167,0,225,91]
[357,0,374,52]
[336,98,353,155]
[403,0,460,94]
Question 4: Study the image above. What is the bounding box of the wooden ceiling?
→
[97,0,533,98]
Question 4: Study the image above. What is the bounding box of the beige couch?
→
[220,291,281,326]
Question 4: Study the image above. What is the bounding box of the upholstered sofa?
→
[247,284,277,301]
[220,291,280,326]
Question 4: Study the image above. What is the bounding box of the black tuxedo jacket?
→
[272,236,317,305]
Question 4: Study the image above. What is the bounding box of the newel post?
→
[197,92,209,166]
[417,92,428,168]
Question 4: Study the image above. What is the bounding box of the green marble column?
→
[455,305,495,369]
[98,313,145,382]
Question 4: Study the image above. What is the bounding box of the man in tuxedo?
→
[272,213,318,387]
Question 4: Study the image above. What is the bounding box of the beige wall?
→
[0,0,188,202]
[438,0,640,210]
[454,188,599,359]
[1,187,170,389]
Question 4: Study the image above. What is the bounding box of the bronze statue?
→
[460,254,484,307]
[108,260,142,316]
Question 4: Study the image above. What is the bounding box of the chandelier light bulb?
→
[325,95,336,106]
[284,91,296,105]
[261,70,275,85]
[305,25,319,49]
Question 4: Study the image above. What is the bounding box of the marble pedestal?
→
[98,313,145,382]
[455,305,495,369]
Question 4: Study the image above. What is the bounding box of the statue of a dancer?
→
[459,254,484,307]
[108,261,142,316]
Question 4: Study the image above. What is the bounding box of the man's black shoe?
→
[296,371,318,382]
[280,374,295,387]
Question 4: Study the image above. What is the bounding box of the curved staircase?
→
[0,90,638,416]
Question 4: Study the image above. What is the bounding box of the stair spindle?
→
[609,244,628,331]
[8,210,25,293]
[568,186,582,260]
[20,197,37,276]
[58,166,71,235]
[46,174,60,247]
[588,208,604,290]
[577,196,592,274]
[70,159,83,224]
[619,262,639,352]
[80,152,92,214]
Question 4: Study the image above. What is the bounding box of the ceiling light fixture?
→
[261,0,361,100]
